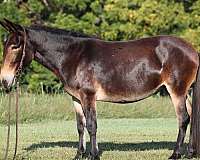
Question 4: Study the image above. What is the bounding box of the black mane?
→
[27,25,99,39]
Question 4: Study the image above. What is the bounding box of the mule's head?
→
[0,19,33,90]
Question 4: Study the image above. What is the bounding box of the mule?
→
[0,19,199,160]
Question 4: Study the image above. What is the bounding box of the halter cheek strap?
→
[15,27,27,78]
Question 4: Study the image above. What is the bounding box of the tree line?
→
[0,0,200,93]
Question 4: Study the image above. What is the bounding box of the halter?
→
[15,27,27,78]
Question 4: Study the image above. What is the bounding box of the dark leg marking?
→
[81,91,99,160]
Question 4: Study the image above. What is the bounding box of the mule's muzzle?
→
[0,74,15,92]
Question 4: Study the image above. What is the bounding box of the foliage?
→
[0,0,200,92]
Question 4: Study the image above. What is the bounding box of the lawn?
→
[0,119,193,160]
[0,94,195,159]
[0,93,176,124]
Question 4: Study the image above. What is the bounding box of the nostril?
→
[2,79,8,88]
[0,74,15,90]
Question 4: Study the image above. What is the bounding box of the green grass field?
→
[0,93,176,124]
[0,119,194,160]
[0,94,196,159]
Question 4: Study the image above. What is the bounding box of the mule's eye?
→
[11,45,20,50]
[11,36,21,50]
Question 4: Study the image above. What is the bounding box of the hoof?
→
[88,153,100,160]
[168,153,181,159]
[74,151,87,160]
[186,146,196,159]
[185,152,197,159]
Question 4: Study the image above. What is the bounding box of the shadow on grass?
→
[25,141,176,152]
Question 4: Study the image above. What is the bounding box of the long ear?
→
[3,18,24,33]
[0,20,14,32]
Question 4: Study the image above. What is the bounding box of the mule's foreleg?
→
[169,95,190,159]
[81,92,99,160]
[73,97,87,159]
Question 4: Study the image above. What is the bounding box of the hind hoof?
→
[186,152,197,159]
[168,152,181,159]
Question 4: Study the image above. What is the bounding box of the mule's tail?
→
[191,54,200,156]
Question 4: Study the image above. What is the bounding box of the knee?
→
[86,119,97,134]
[77,118,86,133]
[178,114,190,128]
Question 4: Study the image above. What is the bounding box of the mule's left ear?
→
[3,18,24,33]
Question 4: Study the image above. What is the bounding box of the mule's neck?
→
[27,28,86,83]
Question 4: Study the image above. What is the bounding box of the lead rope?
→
[3,26,26,160]
[3,83,19,160]
[12,27,27,160]
[3,92,12,160]
[13,82,19,160]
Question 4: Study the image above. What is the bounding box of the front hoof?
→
[74,151,87,160]
[168,152,181,159]
[88,153,100,160]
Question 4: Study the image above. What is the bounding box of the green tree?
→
[1,0,200,92]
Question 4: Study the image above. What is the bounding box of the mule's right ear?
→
[3,18,24,33]
[0,20,13,32]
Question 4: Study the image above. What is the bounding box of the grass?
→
[0,119,195,160]
[0,93,176,124]
[0,93,195,159]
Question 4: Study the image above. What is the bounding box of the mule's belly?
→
[95,61,163,103]
[96,83,162,103]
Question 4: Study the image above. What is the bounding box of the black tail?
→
[191,55,200,156]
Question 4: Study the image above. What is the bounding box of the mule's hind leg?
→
[186,97,197,158]
[181,96,196,158]
[166,87,190,159]
[186,96,192,118]
[72,97,87,159]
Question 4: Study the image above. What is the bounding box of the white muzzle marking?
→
[0,73,15,88]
